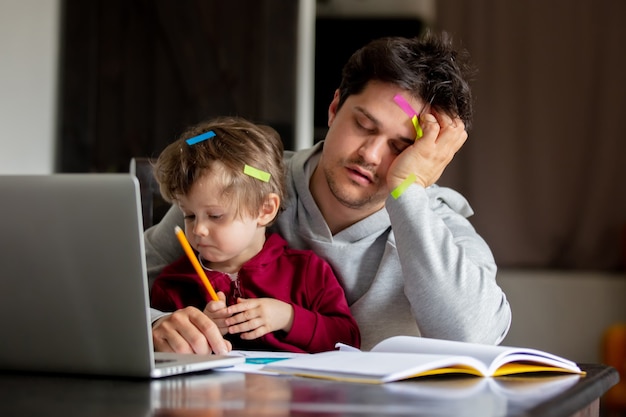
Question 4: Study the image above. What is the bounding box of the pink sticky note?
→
[394,94,423,140]
[393,94,418,117]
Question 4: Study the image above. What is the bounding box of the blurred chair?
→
[129,157,171,230]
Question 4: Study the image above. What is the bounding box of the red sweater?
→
[151,233,360,353]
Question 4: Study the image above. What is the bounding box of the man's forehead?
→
[350,84,424,113]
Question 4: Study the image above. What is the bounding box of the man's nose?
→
[357,136,386,165]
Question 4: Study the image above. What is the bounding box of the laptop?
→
[0,174,244,378]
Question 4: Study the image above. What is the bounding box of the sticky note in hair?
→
[186,130,216,145]
[243,164,271,182]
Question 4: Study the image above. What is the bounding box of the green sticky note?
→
[391,173,417,199]
[412,114,423,140]
[243,164,271,182]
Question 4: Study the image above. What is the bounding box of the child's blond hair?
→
[154,116,285,220]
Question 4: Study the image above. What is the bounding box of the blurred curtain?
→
[58,0,297,173]
[436,0,626,270]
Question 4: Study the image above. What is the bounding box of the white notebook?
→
[264,336,583,384]
[0,174,243,378]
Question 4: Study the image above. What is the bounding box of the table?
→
[0,363,617,417]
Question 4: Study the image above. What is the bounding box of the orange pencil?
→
[174,226,219,301]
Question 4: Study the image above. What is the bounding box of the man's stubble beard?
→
[323,160,388,211]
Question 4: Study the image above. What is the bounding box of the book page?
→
[264,351,490,383]
[371,336,512,367]
[368,336,581,374]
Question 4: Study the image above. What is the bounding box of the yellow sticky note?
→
[391,173,417,199]
[412,114,423,140]
[243,165,271,182]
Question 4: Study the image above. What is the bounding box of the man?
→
[144,31,511,354]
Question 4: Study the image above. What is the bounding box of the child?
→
[150,116,360,353]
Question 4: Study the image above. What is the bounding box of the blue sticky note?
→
[186,130,216,145]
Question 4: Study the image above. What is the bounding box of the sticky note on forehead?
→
[393,94,418,117]
[186,130,216,145]
[393,94,424,140]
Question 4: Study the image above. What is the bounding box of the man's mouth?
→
[346,165,374,185]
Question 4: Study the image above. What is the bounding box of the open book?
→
[262,336,584,384]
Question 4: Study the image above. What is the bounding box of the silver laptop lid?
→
[0,174,156,377]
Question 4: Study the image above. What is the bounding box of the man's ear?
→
[257,193,280,226]
[328,89,340,127]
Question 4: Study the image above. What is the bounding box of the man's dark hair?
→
[337,31,476,130]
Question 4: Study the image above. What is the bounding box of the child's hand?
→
[202,292,231,336]
[224,298,294,340]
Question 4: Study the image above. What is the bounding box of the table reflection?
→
[148,371,582,417]
[151,372,293,417]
